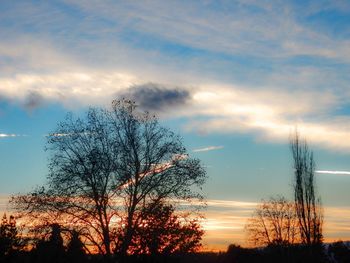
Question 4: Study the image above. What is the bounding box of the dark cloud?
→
[23,91,44,111]
[120,83,191,111]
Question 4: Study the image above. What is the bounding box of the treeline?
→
[2,219,350,263]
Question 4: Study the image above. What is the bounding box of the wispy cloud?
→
[185,85,350,151]
[2,69,350,151]
[47,133,71,137]
[193,146,224,153]
[206,199,257,208]
[1,1,350,152]
[0,71,141,108]
[65,0,350,61]
[316,170,350,176]
[0,133,20,138]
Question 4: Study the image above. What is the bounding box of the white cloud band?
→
[316,170,350,176]
[193,146,224,153]
[0,133,19,138]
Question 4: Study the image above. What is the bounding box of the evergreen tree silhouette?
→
[0,214,21,263]
[35,224,65,263]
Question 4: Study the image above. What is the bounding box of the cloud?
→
[0,37,81,75]
[183,85,350,151]
[0,133,20,138]
[64,0,350,62]
[186,115,350,152]
[0,71,141,108]
[193,146,224,153]
[1,1,350,152]
[47,133,71,137]
[23,91,44,111]
[118,83,191,112]
[2,69,350,151]
[316,170,350,176]
[206,199,257,209]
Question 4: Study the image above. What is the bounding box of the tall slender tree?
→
[290,132,323,245]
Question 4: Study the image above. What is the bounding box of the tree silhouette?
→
[290,132,323,245]
[0,214,22,260]
[34,224,65,263]
[11,100,206,259]
[328,241,350,263]
[245,196,298,247]
[127,201,204,255]
[66,230,86,262]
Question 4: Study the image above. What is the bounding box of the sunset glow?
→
[1,1,350,260]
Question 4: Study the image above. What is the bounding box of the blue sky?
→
[1,0,350,249]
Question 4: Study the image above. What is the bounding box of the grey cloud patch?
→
[23,91,44,111]
[119,83,191,111]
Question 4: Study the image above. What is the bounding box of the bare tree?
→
[246,196,298,247]
[109,100,206,256]
[290,132,323,245]
[11,100,206,258]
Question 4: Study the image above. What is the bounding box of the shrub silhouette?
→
[328,241,350,263]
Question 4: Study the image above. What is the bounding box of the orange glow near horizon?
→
[200,200,350,251]
[2,196,350,252]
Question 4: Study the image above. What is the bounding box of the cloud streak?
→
[316,170,350,176]
[193,146,224,153]
[0,133,20,138]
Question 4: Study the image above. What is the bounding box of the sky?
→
[1,0,350,251]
